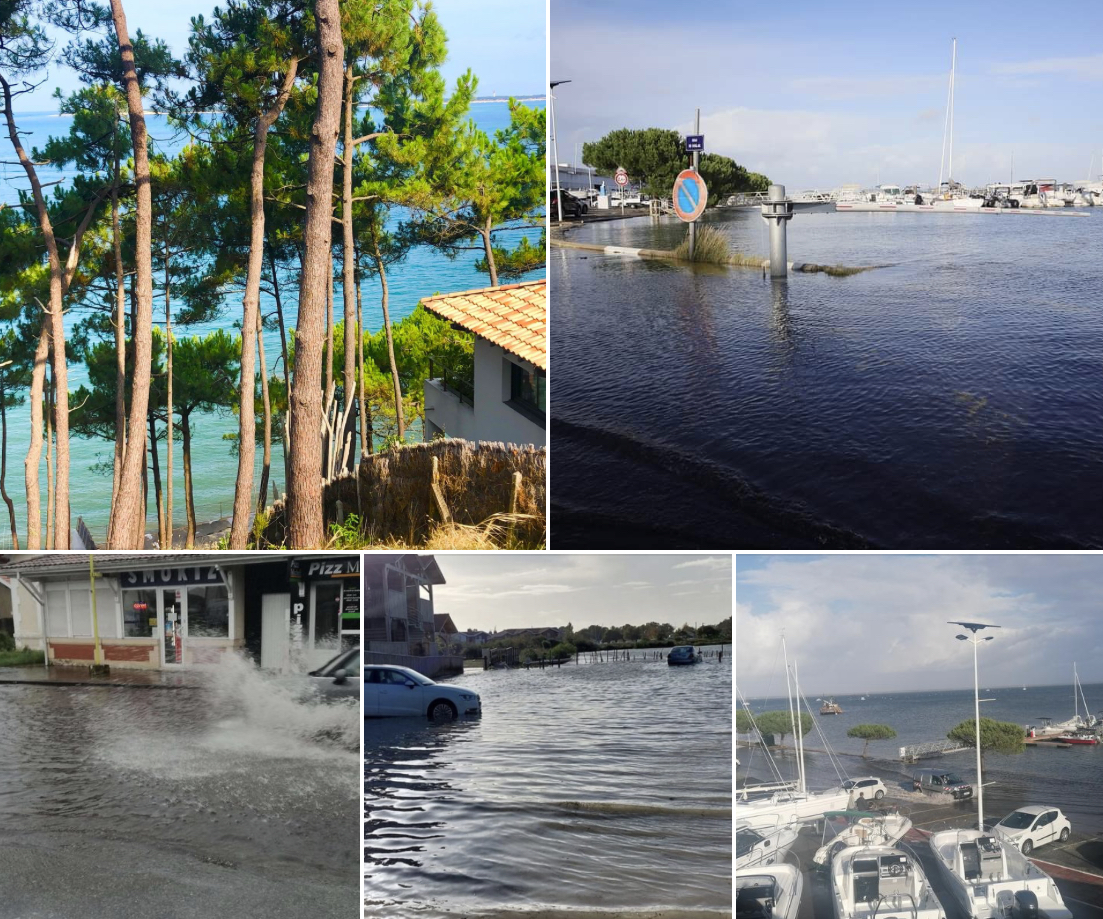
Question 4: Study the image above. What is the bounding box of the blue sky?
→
[737,555,1103,695]
[13,0,544,111]
[551,0,1103,188]
[435,554,732,632]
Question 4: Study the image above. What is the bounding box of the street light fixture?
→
[949,620,1000,832]
[549,80,571,223]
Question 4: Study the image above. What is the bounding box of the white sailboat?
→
[1026,663,1098,737]
[737,822,801,870]
[737,865,804,919]
[831,846,947,919]
[737,643,851,830]
[927,828,1071,919]
[932,38,986,211]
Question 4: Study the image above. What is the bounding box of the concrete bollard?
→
[760,184,794,279]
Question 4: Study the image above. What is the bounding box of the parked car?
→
[993,806,1071,855]
[911,769,973,800]
[364,665,481,721]
[668,645,698,666]
[306,646,360,700]
[843,776,886,805]
[549,189,587,218]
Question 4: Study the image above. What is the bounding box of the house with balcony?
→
[363,555,446,657]
[422,280,545,447]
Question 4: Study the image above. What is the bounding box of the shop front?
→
[3,554,362,672]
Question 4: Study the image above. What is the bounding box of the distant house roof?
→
[420,280,546,370]
[433,613,458,634]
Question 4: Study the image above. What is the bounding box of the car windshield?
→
[843,781,856,789]
[945,775,964,784]
[999,811,1037,830]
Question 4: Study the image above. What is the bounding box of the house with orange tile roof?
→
[420,279,546,446]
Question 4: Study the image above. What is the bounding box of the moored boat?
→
[737,821,800,870]
[927,828,1072,919]
[821,698,845,715]
[737,865,804,919]
[830,846,946,919]
[813,810,913,868]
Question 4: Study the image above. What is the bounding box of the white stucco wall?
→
[423,338,545,447]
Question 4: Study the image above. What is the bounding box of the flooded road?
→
[551,208,1103,549]
[0,656,358,918]
[365,652,733,918]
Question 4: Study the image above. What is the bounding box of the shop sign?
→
[305,557,360,579]
[118,566,224,588]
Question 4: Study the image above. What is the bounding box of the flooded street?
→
[365,653,733,918]
[0,657,358,918]
[551,208,1103,549]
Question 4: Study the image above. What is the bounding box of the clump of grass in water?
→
[673,225,731,264]
[797,262,875,277]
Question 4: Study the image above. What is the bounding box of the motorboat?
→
[821,699,845,715]
[813,810,913,868]
[830,846,947,919]
[1055,732,1098,745]
[737,865,804,919]
[737,821,800,870]
[832,847,945,918]
[927,828,1072,919]
[738,786,853,830]
[835,185,936,212]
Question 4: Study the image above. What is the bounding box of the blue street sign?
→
[686,134,704,152]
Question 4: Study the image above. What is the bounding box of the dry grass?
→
[797,262,878,277]
[673,225,731,264]
[727,252,769,269]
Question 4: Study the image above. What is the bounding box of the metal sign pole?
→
[689,108,700,259]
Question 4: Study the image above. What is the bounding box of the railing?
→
[899,739,970,763]
[428,358,474,406]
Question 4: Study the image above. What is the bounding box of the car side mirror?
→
[406,681,417,689]
[332,668,348,685]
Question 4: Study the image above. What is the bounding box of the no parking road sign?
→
[614,167,628,187]
[672,169,708,222]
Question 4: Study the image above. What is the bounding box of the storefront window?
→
[188,585,229,638]
[122,589,156,638]
[314,583,341,647]
[45,585,68,637]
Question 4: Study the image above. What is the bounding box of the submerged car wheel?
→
[1060,827,1070,843]
[1021,840,1034,856]
[428,699,458,722]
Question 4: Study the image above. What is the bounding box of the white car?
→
[364,665,481,721]
[993,806,1071,855]
[843,777,886,805]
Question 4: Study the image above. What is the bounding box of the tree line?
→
[0,0,545,548]
[582,127,769,205]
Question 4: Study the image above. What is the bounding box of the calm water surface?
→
[0,657,358,916]
[365,653,733,917]
[741,682,1103,834]
[551,208,1103,549]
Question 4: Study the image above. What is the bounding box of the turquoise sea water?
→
[0,100,545,544]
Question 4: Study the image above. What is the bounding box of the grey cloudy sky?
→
[432,553,732,633]
[737,555,1103,697]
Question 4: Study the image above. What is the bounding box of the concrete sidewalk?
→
[0,664,200,689]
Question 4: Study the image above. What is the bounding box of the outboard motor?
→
[1012,890,1039,919]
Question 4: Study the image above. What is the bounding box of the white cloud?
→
[991,54,1103,80]
[673,556,732,571]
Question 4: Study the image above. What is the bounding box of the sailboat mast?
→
[783,638,799,788]
[1074,663,1079,721]
[794,659,806,794]
[948,37,956,186]
[937,38,953,194]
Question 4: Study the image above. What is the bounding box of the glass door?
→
[161,589,185,666]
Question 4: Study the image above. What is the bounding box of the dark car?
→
[307,646,360,700]
[549,189,587,219]
[668,645,699,666]
[912,768,973,800]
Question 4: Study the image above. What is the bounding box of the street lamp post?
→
[950,620,1000,831]
[550,80,571,223]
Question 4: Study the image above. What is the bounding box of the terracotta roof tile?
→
[420,280,546,370]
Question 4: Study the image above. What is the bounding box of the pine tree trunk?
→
[24,328,48,550]
[256,323,272,517]
[354,249,371,457]
[230,62,297,550]
[288,0,343,548]
[112,103,127,519]
[0,371,17,549]
[481,220,499,287]
[341,64,358,469]
[107,0,155,550]
[45,374,54,550]
[372,237,404,440]
[149,409,163,545]
[182,411,196,549]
